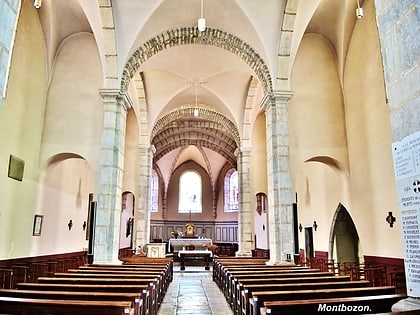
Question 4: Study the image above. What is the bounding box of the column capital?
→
[235,147,252,157]
[260,90,293,110]
[99,89,133,111]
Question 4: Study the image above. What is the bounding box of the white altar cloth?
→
[168,238,212,252]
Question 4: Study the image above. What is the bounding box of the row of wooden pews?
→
[0,256,173,315]
[213,257,407,315]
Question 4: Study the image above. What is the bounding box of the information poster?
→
[392,131,420,297]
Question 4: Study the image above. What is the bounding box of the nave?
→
[157,264,233,315]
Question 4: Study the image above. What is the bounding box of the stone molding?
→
[121,27,272,94]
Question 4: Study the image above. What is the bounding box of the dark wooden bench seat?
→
[225,271,336,307]
[213,258,269,283]
[235,275,352,304]
[0,296,133,315]
[239,280,370,315]
[215,265,311,288]
[37,276,156,285]
[54,272,162,279]
[77,265,173,286]
[17,282,153,315]
[79,263,173,283]
[262,293,407,315]
[0,288,142,315]
[120,257,172,265]
[53,271,168,306]
[71,267,164,274]
[250,286,398,315]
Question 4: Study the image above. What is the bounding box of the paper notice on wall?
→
[392,131,420,297]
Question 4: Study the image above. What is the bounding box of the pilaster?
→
[236,148,253,256]
[134,145,154,250]
[93,89,131,264]
[261,90,294,264]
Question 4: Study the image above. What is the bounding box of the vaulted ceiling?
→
[36,0,363,183]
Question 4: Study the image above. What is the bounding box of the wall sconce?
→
[68,220,73,230]
[313,221,318,231]
[34,0,42,9]
[386,211,396,228]
[356,0,363,19]
[298,223,303,232]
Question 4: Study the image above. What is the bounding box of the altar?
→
[178,249,213,270]
[168,238,212,252]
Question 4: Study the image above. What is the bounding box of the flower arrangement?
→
[171,230,183,238]
[203,243,217,252]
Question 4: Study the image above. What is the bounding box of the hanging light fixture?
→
[194,82,199,117]
[198,0,206,32]
[356,0,364,19]
[34,0,42,9]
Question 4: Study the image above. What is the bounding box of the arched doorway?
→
[120,192,135,250]
[330,204,360,264]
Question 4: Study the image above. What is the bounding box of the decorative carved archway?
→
[121,27,273,94]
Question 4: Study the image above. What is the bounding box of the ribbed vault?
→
[152,107,239,167]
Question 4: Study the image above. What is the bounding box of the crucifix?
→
[185,210,195,237]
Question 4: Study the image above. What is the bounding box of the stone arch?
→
[329,203,360,264]
[121,27,273,94]
[151,107,240,148]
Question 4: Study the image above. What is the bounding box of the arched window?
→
[0,0,20,105]
[178,171,202,213]
[224,169,239,212]
[256,192,267,215]
[149,169,158,212]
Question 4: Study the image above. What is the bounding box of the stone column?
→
[261,90,294,264]
[236,148,253,256]
[134,145,154,251]
[94,89,131,264]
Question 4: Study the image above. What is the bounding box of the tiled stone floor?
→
[157,264,233,315]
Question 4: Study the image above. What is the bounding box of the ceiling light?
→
[34,0,42,9]
[356,0,363,18]
[194,83,199,117]
[198,0,206,32]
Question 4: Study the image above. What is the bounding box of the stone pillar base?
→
[392,297,420,312]
[266,260,295,266]
[92,259,123,265]
[235,251,252,257]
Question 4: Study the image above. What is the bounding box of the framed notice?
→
[392,131,420,297]
[33,215,43,236]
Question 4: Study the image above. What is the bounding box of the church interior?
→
[0,0,419,313]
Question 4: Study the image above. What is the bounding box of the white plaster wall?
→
[35,157,93,256]
[40,32,103,173]
[0,1,48,258]
[343,0,402,257]
[289,33,350,253]
[251,113,269,248]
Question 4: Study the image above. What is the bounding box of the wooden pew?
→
[239,280,370,315]
[40,277,159,315]
[0,288,142,315]
[53,271,167,307]
[213,258,268,284]
[0,296,133,315]
[262,294,407,315]
[226,271,335,309]
[250,286,398,315]
[74,268,171,295]
[17,281,153,315]
[80,263,174,283]
[236,273,352,308]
